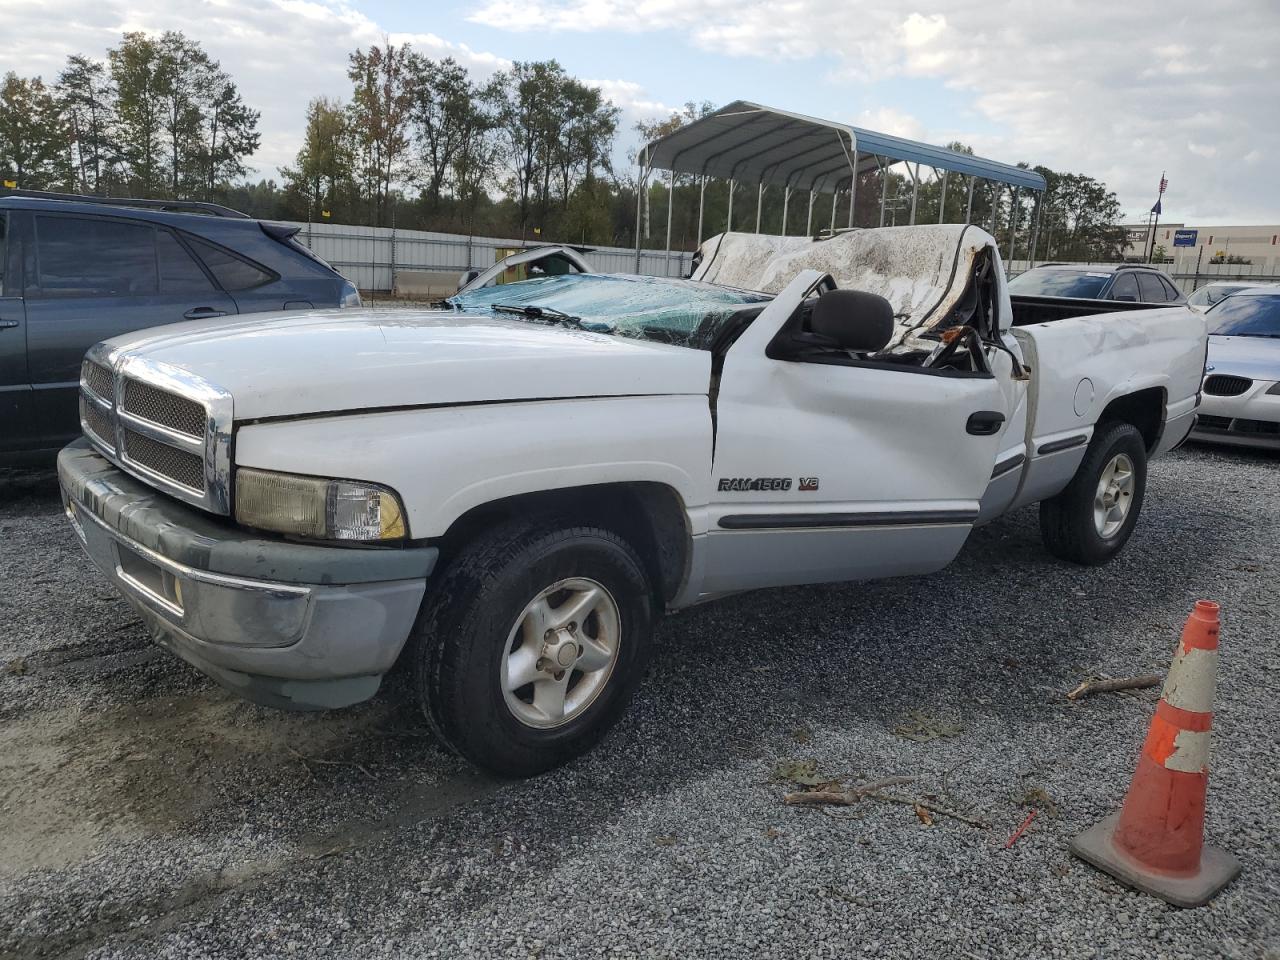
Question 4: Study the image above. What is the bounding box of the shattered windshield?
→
[447,273,772,350]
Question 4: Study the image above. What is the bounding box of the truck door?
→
[0,211,35,455]
[23,212,238,451]
[704,272,1013,595]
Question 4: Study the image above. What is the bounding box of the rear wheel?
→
[411,519,655,776]
[1039,421,1148,565]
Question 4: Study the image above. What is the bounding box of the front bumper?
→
[1191,381,1280,450]
[58,441,437,709]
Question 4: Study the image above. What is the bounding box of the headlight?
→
[338,280,362,308]
[235,468,406,542]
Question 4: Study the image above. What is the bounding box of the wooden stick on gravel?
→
[783,776,917,807]
[1066,674,1162,701]
[873,794,989,828]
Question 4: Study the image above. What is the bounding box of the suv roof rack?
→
[1113,263,1159,271]
[0,188,250,219]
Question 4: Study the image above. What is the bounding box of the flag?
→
[1151,199,1162,215]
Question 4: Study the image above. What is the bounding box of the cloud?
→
[4,0,1275,222]
[0,0,513,178]
[855,106,926,142]
[466,0,1280,223]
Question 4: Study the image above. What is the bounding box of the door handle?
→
[966,410,1006,436]
[0,319,18,330]
[183,307,228,320]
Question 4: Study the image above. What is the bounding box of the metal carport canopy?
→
[642,100,1046,193]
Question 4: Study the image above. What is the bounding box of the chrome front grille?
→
[78,345,233,514]
[82,360,114,403]
[79,396,115,451]
[123,378,207,438]
[122,429,206,491]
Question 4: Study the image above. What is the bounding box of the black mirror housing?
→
[810,289,895,353]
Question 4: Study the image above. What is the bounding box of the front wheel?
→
[410,520,655,776]
[1039,421,1148,566]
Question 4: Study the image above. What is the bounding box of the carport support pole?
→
[697,176,705,245]
[848,149,858,228]
[965,177,975,225]
[756,182,763,233]
[1007,186,1021,266]
[938,169,949,223]
[989,183,1000,233]
[782,187,790,236]
[664,169,675,276]
[727,179,734,232]
[908,163,920,225]
[806,190,814,235]
[633,155,648,273]
[1028,193,1044,267]
[879,160,888,227]
[830,189,838,232]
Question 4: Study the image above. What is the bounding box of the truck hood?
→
[106,308,712,420]
[1206,335,1280,381]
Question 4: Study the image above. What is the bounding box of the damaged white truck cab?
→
[60,225,1206,775]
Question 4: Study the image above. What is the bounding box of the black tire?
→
[1039,421,1148,566]
[410,518,655,776]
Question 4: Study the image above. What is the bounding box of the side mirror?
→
[810,289,895,353]
[457,269,481,293]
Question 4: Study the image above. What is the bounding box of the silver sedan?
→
[1191,288,1280,450]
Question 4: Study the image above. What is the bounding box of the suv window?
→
[0,214,7,297]
[1137,272,1168,302]
[157,229,215,294]
[35,215,157,297]
[1108,273,1140,301]
[186,236,274,291]
[1160,276,1181,300]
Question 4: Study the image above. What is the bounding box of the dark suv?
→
[1008,263,1186,304]
[0,192,360,464]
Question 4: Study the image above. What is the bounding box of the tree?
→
[405,55,475,208]
[1033,167,1126,261]
[199,66,260,197]
[347,42,413,226]
[495,60,568,236]
[449,78,503,237]
[58,55,118,194]
[553,80,619,204]
[109,33,167,195]
[283,96,353,218]
[155,31,210,197]
[0,73,69,189]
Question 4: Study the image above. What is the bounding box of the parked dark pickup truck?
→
[0,191,360,465]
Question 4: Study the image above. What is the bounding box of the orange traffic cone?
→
[1070,600,1241,907]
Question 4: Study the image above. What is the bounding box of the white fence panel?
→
[284,221,692,293]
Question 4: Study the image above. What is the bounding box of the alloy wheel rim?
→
[1093,453,1135,539]
[500,577,621,729]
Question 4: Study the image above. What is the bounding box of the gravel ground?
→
[1,444,1278,960]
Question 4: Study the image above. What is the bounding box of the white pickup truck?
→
[60,225,1206,775]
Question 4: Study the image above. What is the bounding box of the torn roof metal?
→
[642,100,1046,194]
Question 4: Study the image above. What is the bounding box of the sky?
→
[3,0,1276,225]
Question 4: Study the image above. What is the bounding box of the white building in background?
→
[1122,222,1280,266]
